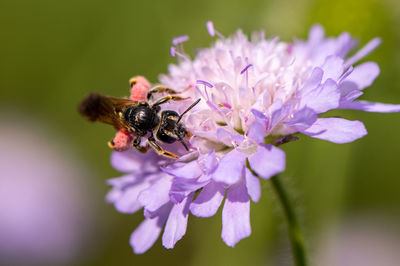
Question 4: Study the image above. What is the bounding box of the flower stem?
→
[270,175,307,266]
[245,160,307,265]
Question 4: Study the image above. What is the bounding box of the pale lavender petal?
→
[344,90,363,101]
[248,144,286,179]
[321,55,344,82]
[247,120,266,144]
[269,100,290,131]
[300,78,341,113]
[111,150,142,173]
[130,204,171,254]
[245,168,261,202]
[175,150,200,163]
[161,160,203,179]
[338,66,354,83]
[345,38,381,67]
[285,107,318,132]
[248,109,268,144]
[170,178,208,193]
[106,187,122,203]
[169,178,208,203]
[211,149,247,184]
[130,218,162,254]
[335,32,355,58]
[114,181,150,214]
[339,80,364,102]
[190,181,225,217]
[340,100,400,113]
[302,118,367,143]
[162,193,193,249]
[222,179,251,247]
[111,150,158,173]
[106,174,135,189]
[301,67,323,95]
[343,62,380,90]
[252,108,268,122]
[216,128,235,147]
[308,24,324,45]
[138,178,172,212]
[203,149,218,174]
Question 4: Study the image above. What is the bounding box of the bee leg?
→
[152,95,189,108]
[147,85,178,100]
[147,137,179,159]
[133,137,150,153]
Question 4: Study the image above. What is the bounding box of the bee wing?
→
[78,93,139,130]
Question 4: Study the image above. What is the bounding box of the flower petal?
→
[248,144,286,179]
[113,181,150,214]
[190,181,225,217]
[169,177,208,204]
[308,24,325,45]
[222,179,251,247]
[285,107,318,132]
[161,160,203,179]
[111,150,142,173]
[130,204,171,254]
[203,149,218,175]
[302,118,367,143]
[111,150,158,173]
[340,100,400,113]
[106,174,135,189]
[211,149,247,184]
[300,78,341,113]
[162,193,193,249]
[321,55,344,82]
[343,62,380,90]
[301,67,323,95]
[269,100,290,131]
[248,109,268,144]
[345,38,381,67]
[138,177,172,212]
[130,218,163,254]
[245,168,261,202]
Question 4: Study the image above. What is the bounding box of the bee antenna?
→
[179,138,190,151]
[177,98,201,123]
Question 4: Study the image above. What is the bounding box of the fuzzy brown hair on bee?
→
[78,79,200,159]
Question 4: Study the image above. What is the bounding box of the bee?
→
[78,76,200,159]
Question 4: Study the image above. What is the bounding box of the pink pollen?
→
[130,76,151,101]
[112,129,134,151]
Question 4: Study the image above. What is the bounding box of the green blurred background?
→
[1,0,400,265]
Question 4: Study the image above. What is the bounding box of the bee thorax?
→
[123,105,159,135]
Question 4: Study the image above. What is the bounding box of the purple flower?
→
[108,22,400,252]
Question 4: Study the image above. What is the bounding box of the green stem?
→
[270,175,307,266]
[246,160,307,266]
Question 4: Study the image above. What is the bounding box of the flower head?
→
[108,22,400,253]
